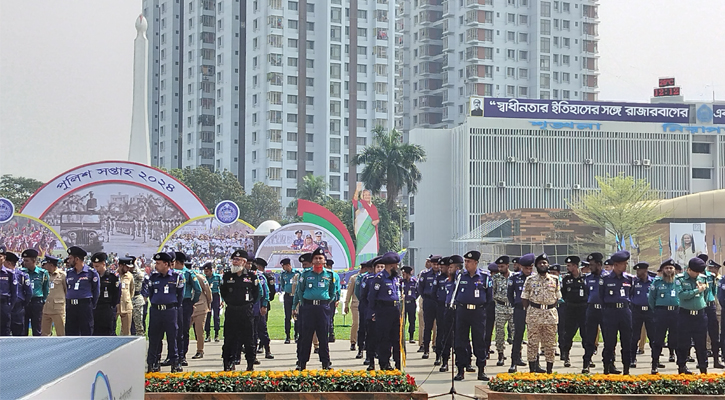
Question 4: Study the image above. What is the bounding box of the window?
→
[540,37,550,53]
[329,176,340,191]
[288,19,298,29]
[519,68,528,78]
[562,72,570,82]
[288,57,298,67]
[287,170,297,179]
[286,188,297,197]
[306,152,314,161]
[287,114,298,123]
[329,157,340,172]
[288,38,298,48]
[507,31,516,42]
[540,55,550,70]
[330,138,341,153]
[287,151,297,160]
[519,50,528,60]
[693,143,711,154]
[409,222,415,241]
[287,75,298,85]
[507,67,515,77]
[540,73,551,89]
[287,132,298,141]
[540,19,551,35]
[288,1,298,10]
[519,32,528,43]
[306,114,314,124]
[693,168,712,179]
[519,86,528,96]
[287,94,298,104]
[541,1,551,17]
[519,14,528,24]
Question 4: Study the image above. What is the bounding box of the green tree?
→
[352,127,426,212]
[0,174,44,210]
[567,173,670,253]
[297,174,329,202]
[248,182,281,227]
[165,167,252,216]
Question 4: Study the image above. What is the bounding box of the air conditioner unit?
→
[529,157,539,164]
[506,156,516,163]
[584,158,594,165]
[642,159,651,166]
[573,184,581,190]
[632,160,641,166]
[497,181,506,188]
[545,183,553,189]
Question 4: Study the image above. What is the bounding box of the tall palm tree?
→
[296,174,329,203]
[353,127,426,211]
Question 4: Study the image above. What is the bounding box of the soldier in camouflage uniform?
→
[492,255,514,366]
[132,261,147,336]
[521,253,560,374]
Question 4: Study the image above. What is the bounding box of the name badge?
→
[408,290,412,296]
[671,290,676,297]
[660,293,665,298]
[121,283,125,289]
[50,282,55,289]
[579,288,584,297]
[318,282,325,288]
[474,289,480,298]
[104,290,109,298]
[30,282,34,290]
[164,286,169,294]
[74,282,80,291]
[308,284,313,288]
[246,293,251,301]
[636,290,640,295]
[620,288,625,297]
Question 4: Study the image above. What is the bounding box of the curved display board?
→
[21,161,209,258]
[0,213,67,257]
[159,215,255,264]
[255,222,349,270]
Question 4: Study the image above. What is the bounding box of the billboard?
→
[0,214,66,257]
[669,222,707,264]
[255,222,348,270]
[159,215,255,264]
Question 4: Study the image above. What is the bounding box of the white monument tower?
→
[128,14,151,165]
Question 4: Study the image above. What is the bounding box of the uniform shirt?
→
[256,271,270,308]
[598,271,634,305]
[133,268,145,296]
[367,269,401,315]
[148,269,185,305]
[630,274,653,306]
[141,274,150,297]
[648,276,680,308]
[561,273,587,304]
[676,272,708,311]
[280,270,298,294]
[521,273,560,324]
[220,268,259,306]
[454,268,493,306]
[435,273,449,303]
[358,273,374,320]
[0,266,17,304]
[354,271,368,301]
[492,273,510,304]
[584,271,607,304]
[43,269,67,315]
[97,270,120,306]
[704,270,717,303]
[401,277,419,302]
[13,268,33,305]
[205,272,222,294]
[417,268,439,298]
[23,266,49,300]
[507,272,528,306]
[118,271,135,314]
[717,276,725,308]
[66,266,100,307]
[328,268,342,302]
[293,268,336,308]
[181,267,202,302]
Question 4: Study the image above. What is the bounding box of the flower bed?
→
[145,370,417,393]
[488,373,725,395]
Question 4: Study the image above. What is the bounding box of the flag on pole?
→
[629,235,636,250]
[713,236,717,255]
[659,236,663,256]
[621,235,626,251]
[615,234,620,250]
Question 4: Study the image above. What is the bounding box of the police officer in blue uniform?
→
[417,255,441,359]
[648,258,680,374]
[401,266,418,344]
[581,252,606,373]
[452,251,492,381]
[629,261,654,369]
[360,257,382,369]
[354,260,373,359]
[252,257,271,361]
[368,251,403,371]
[560,256,587,367]
[92,252,120,336]
[21,249,48,336]
[146,252,185,372]
[326,258,341,344]
[6,251,31,336]
[438,260,460,373]
[507,254,533,373]
[279,258,298,344]
[0,247,18,336]
[65,246,100,336]
[599,250,633,375]
[293,248,337,370]
[434,257,451,366]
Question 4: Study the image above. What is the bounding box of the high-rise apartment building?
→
[397,0,600,131]
[145,0,396,208]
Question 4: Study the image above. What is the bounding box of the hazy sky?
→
[1,0,724,182]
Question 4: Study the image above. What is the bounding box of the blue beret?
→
[232,249,248,259]
[280,258,291,265]
[42,256,59,265]
[371,256,383,266]
[175,252,187,263]
[119,256,136,265]
[464,251,481,261]
[312,248,326,258]
[67,246,87,258]
[495,255,510,264]
[535,253,548,265]
[565,256,580,265]
[488,262,499,272]
[603,259,613,266]
[688,257,706,273]
[449,255,464,264]
[91,252,107,264]
[633,262,649,270]
[511,257,520,264]
[519,253,535,267]
[5,252,19,263]
[586,252,603,263]
[153,252,173,263]
[611,251,630,263]
[438,256,450,266]
[380,251,401,265]
[22,249,39,258]
[427,254,441,262]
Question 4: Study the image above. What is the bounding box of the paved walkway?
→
[177,338,694,397]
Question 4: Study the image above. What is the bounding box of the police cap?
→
[449,255,464,265]
[371,256,384,266]
[255,258,268,268]
[118,256,136,265]
[611,251,630,263]
[295,230,303,234]
[401,266,413,274]
[22,249,39,258]
[0,246,5,255]
[311,248,326,258]
[697,254,709,263]
[658,258,676,271]
[633,262,649,270]
[184,261,193,268]
[535,253,549,266]
[153,252,173,263]
[565,256,581,265]
[67,246,87,258]
[5,252,19,263]
[438,257,450,266]
[42,256,59,266]
[232,249,248,259]
[380,251,401,265]
[519,254,535,267]
[280,258,291,266]
[511,257,520,264]
[495,255,510,264]
[326,259,334,267]
[586,252,604,263]
[91,252,107,264]
[603,259,613,266]
[707,260,721,270]
[428,255,442,263]
[548,264,561,272]
[488,262,499,272]
[299,253,313,263]
[202,262,214,270]
[175,252,187,263]
[464,251,481,261]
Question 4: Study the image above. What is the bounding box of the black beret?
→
[535,253,549,266]
[312,248,326,258]
[463,251,480,261]
[603,259,613,266]
[118,256,136,265]
[548,264,561,272]
[401,266,413,274]
[689,257,706,273]
[255,257,268,268]
[580,261,590,268]
[67,246,87,258]
[519,254,535,267]
[565,256,581,265]
[5,252,19,263]
[633,262,649,270]
[371,256,384,266]
[166,251,176,262]
[232,249,248,259]
[202,262,214,270]
[42,256,60,266]
[22,249,39,258]
[495,255,510,264]
[326,259,334,267]
[438,256,449,266]
[280,258,291,265]
[175,252,187,263]
[0,246,5,255]
[511,257,520,264]
[299,253,312,263]
[449,255,464,264]
[586,252,604,263]
[295,230,303,234]
[611,251,630,263]
[91,252,107,264]
[153,252,173,263]
[184,261,193,268]
[380,251,401,264]
[697,254,709,262]
[428,255,442,263]
[658,258,676,271]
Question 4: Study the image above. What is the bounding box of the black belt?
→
[632,305,649,311]
[495,299,510,306]
[458,303,486,310]
[707,301,716,307]
[31,297,45,303]
[680,308,704,316]
[604,302,628,309]
[227,303,253,308]
[405,300,415,304]
[151,303,178,310]
[655,305,678,311]
[529,302,556,309]
[589,303,603,309]
[376,300,401,307]
[303,299,329,306]
[67,298,92,305]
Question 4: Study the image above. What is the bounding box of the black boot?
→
[356,349,364,359]
[329,333,336,343]
[434,355,442,366]
[192,351,204,359]
[171,362,183,373]
[508,360,518,373]
[264,344,274,359]
[700,365,708,374]
[466,364,476,372]
[609,363,622,374]
[439,358,449,372]
[422,351,430,359]
[159,358,171,367]
[714,352,725,369]
[630,358,637,368]
[284,336,291,344]
[623,366,630,375]
[535,361,546,373]
[246,361,255,372]
[148,363,160,373]
[367,361,376,371]
[546,362,554,374]
[478,367,489,381]
[223,361,235,371]
[678,365,693,374]
[496,352,505,366]
[454,367,464,381]
[581,358,591,374]
[529,361,544,373]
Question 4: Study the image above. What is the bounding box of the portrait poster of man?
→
[670,222,707,264]
[470,97,484,116]
[353,182,379,264]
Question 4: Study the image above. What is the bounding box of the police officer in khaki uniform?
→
[117,257,136,335]
[521,253,560,373]
[41,256,66,336]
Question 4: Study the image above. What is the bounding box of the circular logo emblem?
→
[214,200,240,225]
[0,198,14,224]
[697,104,713,123]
